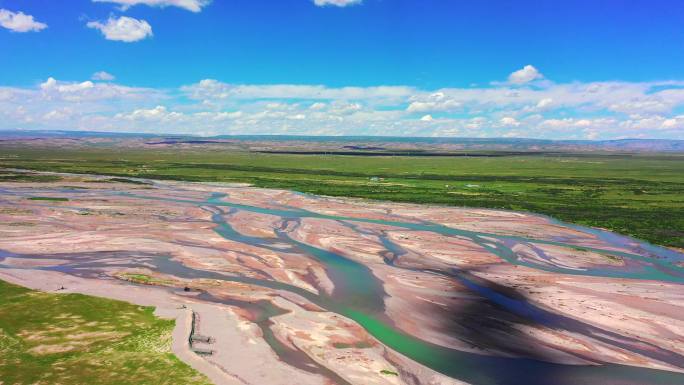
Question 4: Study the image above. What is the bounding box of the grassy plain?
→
[0,279,211,385]
[1,146,683,248]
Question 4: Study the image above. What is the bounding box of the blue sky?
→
[2,0,684,139]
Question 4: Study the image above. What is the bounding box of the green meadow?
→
[0,279,211,385]
[1,146,683,248]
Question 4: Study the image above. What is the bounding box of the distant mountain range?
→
[1,130,683,153]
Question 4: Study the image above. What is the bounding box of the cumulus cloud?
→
[181,79,413,103]
[657,116,684,130]
[183,79,231,100]
[117,105,184,121]
[313,0,362,7]
[0,89,14,101]
[536,98,553,108]
[92,71,116,81]
[2,75,684,139]
[508,65,543,85]
[407,92,462,112]
[43,108,74,121]
[0,9,47,32]
[93,0,211,12]
[41,77,94,93]
[38,77,161,102]
[87,16,152,42]
[328,101,362,115]
[499,117,520,127]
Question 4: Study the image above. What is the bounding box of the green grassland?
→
[1,146,683,248]
[0,279,211,385]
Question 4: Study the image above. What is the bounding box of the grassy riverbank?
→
[0,279,211,385]
[1,146,683,248]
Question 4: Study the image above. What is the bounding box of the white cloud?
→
[185,79,231,100]
[2,75,684,139]
[407,92,462,112]
[39,77,57,91]
[181,79,413,103]
[92,71,116,81]
[536,98,553,108]
[43,108,74,121]
[313,0,362,7]
[195,111,243,121]
[41,78,95,93]
[93,0,211,12]
[574,119,592,127]
[657,116,684,130]
[499,117,520,127]
[117,105,183,121]
[114,107,248,127]
[539,118,617,132]
[37,77,162,102]
[0,9,47,32]
[328,101,362,115]
[0,89,14,101]
[87,16,152,42]
[508,65,543,85]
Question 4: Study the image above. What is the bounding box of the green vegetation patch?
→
[117,272,176,286]
[0,279,211,385]
[380,369,399,376]
[0,170,61,183]
[27,197,69,202]
[109,177,152,185]
[332,341,373,349]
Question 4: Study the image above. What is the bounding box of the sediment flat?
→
[1,170,683,385]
